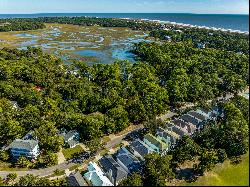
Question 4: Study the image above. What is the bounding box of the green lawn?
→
[179,153,249,186]
[62,145,84,160]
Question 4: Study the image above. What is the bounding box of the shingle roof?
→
[156,127,170,141]
[199,108,211,114]
[188,111,207,121]
[158,127,180,140]
[144,133,168,151]
[166,123,187,137]
[180,114,200,126]
[99,155,127,183]
[172,119,189,129]
[67,171,88,186]
[60,130,79,142]
[9,139,38,151]
[84,162,113,186]
[130,139,154,157]
[171,119,197,134]
[115,147,140,172]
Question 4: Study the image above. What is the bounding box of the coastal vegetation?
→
[0,19,45,32]
[132,41,248,106]
[0,16,249,185]
[0,17,162,32]
[149,28,249,54]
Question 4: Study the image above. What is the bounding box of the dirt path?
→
[57,148,66,164]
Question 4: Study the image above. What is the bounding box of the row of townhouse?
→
[80,107,225,186]
[156,106,224,150]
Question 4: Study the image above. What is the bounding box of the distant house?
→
[196,108,212,119]
[84,161,113,186]
[187,111,208,122]
[172,118,197,136]
[179,114,203,129]
[197,43,206,49]
[114,147,141,174]
[166,122,188,137]
[143,133,168,154]
[99,155,128,185]
[10,101,19,109]
[164,35,171,41]
[156,127,180,148]
[196,107,224,121]
[60,130,80,148]
[9,139,39,159]
[129,139,155,160]
[22,131,37,141]
[67,171,88,186]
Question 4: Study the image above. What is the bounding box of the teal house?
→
[143,133,168,155]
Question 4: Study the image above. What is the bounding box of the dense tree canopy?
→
[132,41,248,105]
[0,48,169,155]
[149,28,249,54]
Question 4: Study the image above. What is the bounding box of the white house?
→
[9,139,39,159]
[84,162,113,186]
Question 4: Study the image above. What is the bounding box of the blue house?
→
[114,147,141,174]
[129,139,155,160]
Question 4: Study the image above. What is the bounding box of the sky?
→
[0,0,249,14]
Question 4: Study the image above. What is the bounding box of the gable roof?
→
[84,162,113,186]
[115,147,140,169]
[67,171,88,186]
[130,139,154,157]
[187,111,207,121]
[158,126,180,140]
[180,114,201,126]
[99,155,127,183]
[171,119,196,134]
[166,123,187,137]
[144,133,168,151]
[199,108,211,114]
[9,139,38,151]
[60,130,79,142]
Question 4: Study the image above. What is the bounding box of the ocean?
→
[0,13,249,32]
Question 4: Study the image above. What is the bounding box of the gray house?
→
[9,139,39,159]
[180,114,203,129]
[166,122,188,137]
[156,127,180,148]
[99,155,128,186]
[60,130,80,148]
[129,139,155,160]
[171,119,197,135]
[67,171,88,186]
[114,147,141,174]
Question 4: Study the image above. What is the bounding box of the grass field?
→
[62,145,84,160]
[178,153,249,186]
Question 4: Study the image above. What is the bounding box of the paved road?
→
[105,124,144,149]
[0,162,75,178]
[0,124,144,178]
[1,89,246,179]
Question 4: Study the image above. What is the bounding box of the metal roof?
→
[67,171,88,186]
[115,147,140,171]
[9,139,38,151]
[130,139,154,157]
[188,111,207,121]
[180,114,200,126]
[99,155,127,183]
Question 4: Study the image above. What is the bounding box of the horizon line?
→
[0,12,249,15]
